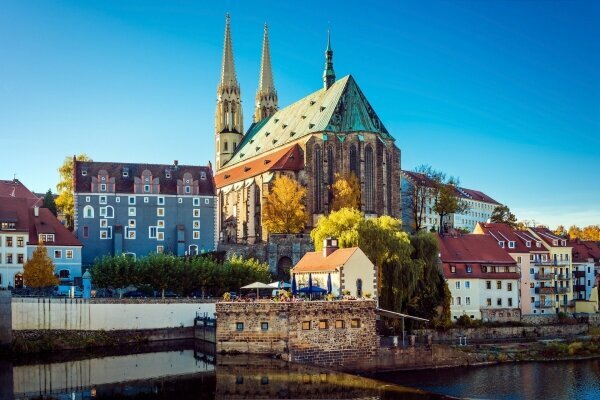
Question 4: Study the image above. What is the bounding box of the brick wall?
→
[216,300,377,368]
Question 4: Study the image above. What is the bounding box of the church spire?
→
[323,30,335,89]
[254,23,278,122]
[215,14,243,170]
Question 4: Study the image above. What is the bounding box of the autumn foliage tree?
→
[567,225,600,241]
[56,153,92,230]
[263,175,308,234]
[330,173,361,211]
[490,205,518,228]
[433,178,469,233]
[23,241,58,288]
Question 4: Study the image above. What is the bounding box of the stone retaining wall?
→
[0,291,11,348]
[216,300,377,368]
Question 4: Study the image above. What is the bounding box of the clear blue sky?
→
[1,0,598,228]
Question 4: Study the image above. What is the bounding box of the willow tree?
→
[56,153,92,230]
[331,173,361,211]
[263,175,308,234]
[23,241,58,288]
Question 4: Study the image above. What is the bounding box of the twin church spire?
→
[215,14,335,170]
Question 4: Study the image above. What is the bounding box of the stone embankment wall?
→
[0,290,12,347]
[216,300,377,368]
[12,298,216,331]
[376,344,477,371]
[418,324,589,344]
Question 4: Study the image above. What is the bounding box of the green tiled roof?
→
[224,75,391,167]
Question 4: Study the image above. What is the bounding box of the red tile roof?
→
[529,227,569,247]
[458,188,500,205]
[0,179,40,200]
[569,239,600,263]
[215,144,304,188]
[292,247,361,273]
[402,171,499,205]
[476,222,549,254]
[28,208,82,247]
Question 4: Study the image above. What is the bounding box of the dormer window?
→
[499,241,505,248]
[165,170,171,178]
[450,264,456,273]
[100,184,107,192]
[101,176,105,181]
[185,186,191,194]
[536,241,541,248]
[526,241,531,248]
[200,171,206,180]
[508,241,516,249]
[466,264,473,273]
[144,185,150,193]
[122,168,129,177]
[552,240,558,246]
[561,240,566,246]
[82,170,87,176]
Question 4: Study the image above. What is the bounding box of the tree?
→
[553,225,567,237]
[433,178,469,233]
[490,205,518,228]
[56,154,92,230]
[43,189,58,216]
[263,175,308,234]
[568,225,600,241]
[403,165,446,232]
[330,173,361,211]
[23,241,58,288]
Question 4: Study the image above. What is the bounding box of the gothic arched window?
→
[349,144,359,177]
[314,145,323,213]
[327,146,335,185]
[386,152,393,215]
[364,145,375,213]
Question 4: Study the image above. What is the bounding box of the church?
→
[214,15,401,244]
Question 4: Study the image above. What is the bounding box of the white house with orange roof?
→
[291,238,377,299]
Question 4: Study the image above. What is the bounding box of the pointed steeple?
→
[220,13,237,87]
[323,30,335,90]
[215,14,243,170]
[254,23,278,122]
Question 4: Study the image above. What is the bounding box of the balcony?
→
[535,287,555,294]
[535,273,554,280]
[574,284,586,292]
[556,273,571,280]
[573,271,586,278]
[534,301,554,308]
[531,260,570,267]
[557,287,570,294]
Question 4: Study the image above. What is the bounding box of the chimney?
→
[174,160,179,167]
[323,237,339,258]
[34,206,39,217]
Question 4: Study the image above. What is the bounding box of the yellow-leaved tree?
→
[23,241,58,288]
[56,153,92,230]
[263,175,308,234]
[330,172,361,211]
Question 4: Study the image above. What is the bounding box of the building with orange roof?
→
[291,238,376,300]
[569,239,599,312]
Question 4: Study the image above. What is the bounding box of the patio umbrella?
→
[327,273,332,294]
[291,274,297,295]
[241,281,273,298]
[308,273,313,298]
[298,286,327,294]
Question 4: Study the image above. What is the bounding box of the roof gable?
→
[224,75,391,167]
[292,247,365,273]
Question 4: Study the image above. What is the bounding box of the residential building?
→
[213,16,401,244]
[73,160,216,268]
[474,222,552,315]
[569,239,599,312]
[437,233,520,322]
[402,171,500,233]
[527,227,574,313]
[0,179,82,287]
[291,238,377,300]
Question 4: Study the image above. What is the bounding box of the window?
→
[508,241,515,249]
[39,234,55,242]
[122,168,129,177]
[128,219,136,228]
[200,171,207,180]
[193,231,200,239]
[83,226,89,238]
[115,197,120,203]
[54,250,62,259]
[100,230,108,239]
[185,186,191,194]
[319,320,328,329]
[99,196,107,204]
[189,245,198,255]
[314,144,323,212]
[126,229,136,239]
[497,298,502,306]
[100,207,107,217]
[465,281,470,289]
[508,298,513,307]
[166,170,171,178]
[450,297,454,305]
[193,220,200,229]
[350,319,360,328]
[144,185,150,193]
[149,227,157,239]
[364,145,375,212]
[86,196,91,203]
[335,320,345,329]
[456,297,461,305]
[450,265,456,273]
[531,297,535,303]
[157,208,165,217]
[17,254,24,264]
[6,254,12,264]
[128,196,136,205]
[530,282,534,288]
[17,237,24,247]
[83,205,94,218]
[526,241,531,247]
[466,265,472,273]
[157,232,164,241]
[178,198,183,204]
[499,241,505,248]
[205,198,210,205]
[497,281,502,290]
[157,220,165,228]
[66,250,73,259]
[100,183,106,192]
[302,321,311,330]
[128,207,136,216]
[261,322,269,331]
[144,196,149,203]
[82,170,87,176]
[455,281,460,289]
[156,245,164,253]
[157,197,165,205]
[100,219,108,228]
[466,297,471,305]
[193,198,200,206]
[236,322,244,331]
[507,283,513,291]
[6,237,13,247]
[105,206,114,218]
[486,281,491,289]
[487,298,492,306]
[193,209,200,218]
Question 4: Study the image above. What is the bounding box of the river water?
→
[376,358,600,399]
[2,342,599,399]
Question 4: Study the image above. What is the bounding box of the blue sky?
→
[1,0,598,228]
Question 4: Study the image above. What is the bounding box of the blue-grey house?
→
[73,159,217,268]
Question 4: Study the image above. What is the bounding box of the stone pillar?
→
[0,290,12,349]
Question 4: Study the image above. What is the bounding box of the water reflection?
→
[1,342,441,400]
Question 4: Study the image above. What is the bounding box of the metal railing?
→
[556,273,571,280]
[535,287,555,294]
[557,287,570,294]
[534,273,554,280]
[534,301,554,308]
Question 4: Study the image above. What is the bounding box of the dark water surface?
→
[0,342,442,400]
[376,359,600,400]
